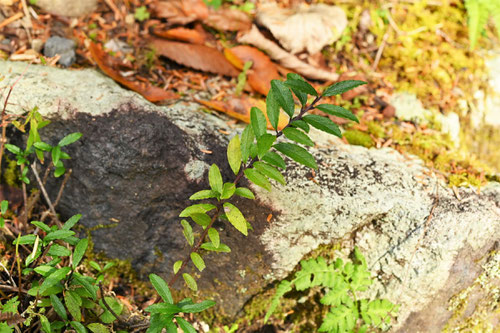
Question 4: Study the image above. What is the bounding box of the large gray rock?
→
[1,61,499,332]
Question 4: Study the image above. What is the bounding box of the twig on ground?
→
[372,31,390,71]
[0,262,17,287]
[54,168,72,208]
[99,283,129,328]
[31,162,62,228]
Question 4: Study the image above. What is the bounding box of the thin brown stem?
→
[98,282,128,326]
[31,162,62,228]
[20,165,28,229]
[54,168,72,208]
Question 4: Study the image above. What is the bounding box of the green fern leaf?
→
[294,257,337,290]
[320,275,349,307]
[264,280,292,322]
[359,299,399,327]
[318,301,358,333]
[465,0,490,49]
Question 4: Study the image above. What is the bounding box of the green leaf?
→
[274,142,317,169]
[240,125,254,162]
[220,182,236,200]
[44,230,75,242]
[99,297,123,324]
[50,294,68,320]
[5,144,21,154]
[1,200,8,215]
[189,190,217,200]
[200,242,231,252]
[322,80,366,97]
[70,321,87,333]
[315,104,359,123]
[73,238,88,269]
[149,274,173,304]
[223,203,248,236]
[208,164,223,194]
[250,107,267,138]
[179,204,216,217]
[73,273,97,300]
[33,141,52,151]
[256,133,276,159]
[181,220,194,246]
[173,260,182,274]
[0,217,4,228]
[270,80,295,118]
[182,273,198,291]
[52,145,61,166]
[87,323,110,333]
[39,314,51,333]
[31,221,51,232]
[180,300,216,313]
[59,132,82,147]
[1,296,19,313]
[207,228,220,248]
[282,127,314,147]
[227,135,242,175]
[262,151,286,169]
[134,5,150,21]
[66,292,82,322]
[264,280,292,322]
[190,253,206,272]
[303,114,341,138]
[47,244,71,257]
[89,261,102,272]
[244,168,272,191]
[176,317,196,333]
[266,88,280,130]
[147,314,174,333]
[360,299,398,326]
[285,73,318,96]
[253,162,285,185]
[63,214,82,230]
[190,213,211,228]
[13,234,36,245]
[318,304,358,332]
[39,267,71,295]
[234,187,255,199]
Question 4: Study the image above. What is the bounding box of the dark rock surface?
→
[2,61,500,331]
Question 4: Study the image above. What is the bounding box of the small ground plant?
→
[265,248,399,332]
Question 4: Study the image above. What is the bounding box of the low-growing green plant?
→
[265,248,399,332]
[465,0,500,48]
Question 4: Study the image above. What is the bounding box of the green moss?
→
[367,121,386,139]
[343,130,374,148]
[3,157,19,187]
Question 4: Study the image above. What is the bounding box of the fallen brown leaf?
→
[152,27,206,44]
[150,39,239,77]
[204,8,252,31]
[238,25,338,81]
[89,42,179,102]
[196,96,288,130]
[225,45,280,95]
[151,0,208,25]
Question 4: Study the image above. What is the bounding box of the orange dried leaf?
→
[89,42,178,102]
[152,27,206,44]
[151,39,238,77]
[204,8,252,31]
[224,48,244,70]
[196,96,288,130]
[152,0,208,22]
[227,45,280,95]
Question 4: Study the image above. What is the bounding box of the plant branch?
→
[167,95,324,288]
[31,161,63,228]
[98,282,129,328]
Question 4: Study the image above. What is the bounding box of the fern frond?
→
[465,0,490,49]
[264,280,292,322]
[488,0,500,39]
[294,257,338,290]
[318,301,358,333]
[359,299,399,327]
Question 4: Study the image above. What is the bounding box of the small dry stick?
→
[54,168,72,208]
[20,165,28,228]
[372,31,390,71]
[31,162,62,228]
[99,283,129,328]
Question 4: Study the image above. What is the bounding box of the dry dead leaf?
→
[256,3,347,54]
[151,0,208,25]
[238,25,338,81]
[196,96,288,130]
[150,39,239,77]
[89,42,179,102]
[225,45,280,95]
[203,8,252,31]
[152,27,206,44]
